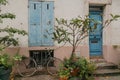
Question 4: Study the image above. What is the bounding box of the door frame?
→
[84,0,112,58]
[89,6,103,57]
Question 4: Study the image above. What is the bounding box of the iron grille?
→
[29,50,54,66]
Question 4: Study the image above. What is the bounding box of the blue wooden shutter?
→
[29,1,42,46]
[29,1,54,46]
[42,2,54,46]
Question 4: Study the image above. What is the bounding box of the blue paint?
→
[42,2,54,46]
[89,11,103,56]
[28,1,54,46]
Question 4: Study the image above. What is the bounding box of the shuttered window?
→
[28,1,54,46]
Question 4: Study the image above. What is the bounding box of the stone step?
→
[90,59,106,63]
[94,69,120,76]
[96,62,118,69]
[91,59,120,76]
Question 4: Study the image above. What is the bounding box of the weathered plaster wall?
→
[54,0,85,19]
[105,0,120,64]
[111,0,120,45]
[1,0,120,64]
[2,0,116,46]
[1,0,28,46]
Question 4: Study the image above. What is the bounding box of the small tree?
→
[53,15,120,59]
[0,0,27,68]
[0,2,27,80]
[0,0,27,49]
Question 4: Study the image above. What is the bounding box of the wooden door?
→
[89,11,103,56]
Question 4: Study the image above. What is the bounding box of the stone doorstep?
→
[90,58,106,63]
[90,58,120,76]
[94,69,120,76]
[90,58,118,69]
[96,62,118,69]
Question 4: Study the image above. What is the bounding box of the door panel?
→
[89,11,103,56]
[89,12,102,35]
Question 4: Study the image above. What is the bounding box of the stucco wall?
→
[106,0,120,64]
[1,0,28,46]
[3,0,120,46]
[1,0,120,64]
[54,0,85,19]
[111,0,120,45]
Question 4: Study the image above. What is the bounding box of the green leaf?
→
[0,0,8,5]
[53,33,57,39]
[0,13,15,19]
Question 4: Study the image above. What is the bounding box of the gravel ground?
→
[94,76,120,80]
[15,75,58,80]
[14,70,120,80]
[15,75,120,80]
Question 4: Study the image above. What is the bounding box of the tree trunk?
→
[70,46,76,60]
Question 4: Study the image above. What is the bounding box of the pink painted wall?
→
[6,45,120,65]
[103,45,120,64]
[54,46,89,60]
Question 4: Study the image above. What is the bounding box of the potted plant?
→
[0,0,27,80]
[0,51,12,80]
[53,16,98,79]
[0,45,23,80]
[58,66,70,80]
[53,15,120,79]
[58,57,96,80]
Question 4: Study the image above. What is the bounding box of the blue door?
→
[29,1,54,46]
[89,11,103,56]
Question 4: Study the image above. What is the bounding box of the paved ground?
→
[15,75,58,80]
[13,70,120,80]
[94,76,120,80]
[14,75,120,80]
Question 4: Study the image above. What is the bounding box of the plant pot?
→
[0,66,12,80]
[59,77,68,80]
[70,68,79,76]
[69,77,80,80]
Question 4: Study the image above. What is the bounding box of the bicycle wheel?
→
[16,57,37,77]
[47,57,62,76]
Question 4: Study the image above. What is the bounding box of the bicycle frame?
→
[16,49,62,77]
[32,49,54,69]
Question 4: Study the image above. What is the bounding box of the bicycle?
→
[15,48,62,77]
